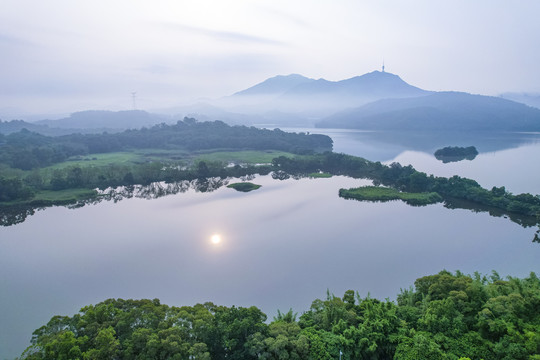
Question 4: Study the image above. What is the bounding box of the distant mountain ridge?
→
[7,70,539,132]
[279,71,428,98]
[500,92,540,109]
[0,110,176,136]
[35,110,170,130]
[0,119,126,136]
[233,74,315,96]
[317,91,540,131]
[224,71,430,117]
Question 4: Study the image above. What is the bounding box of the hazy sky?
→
[1,0,540,116]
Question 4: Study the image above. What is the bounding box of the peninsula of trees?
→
[21,270,540,360]
[272,153,540,223]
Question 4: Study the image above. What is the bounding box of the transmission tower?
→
[131,92,137,110]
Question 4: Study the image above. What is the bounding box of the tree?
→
[0,176,34,202]
[83,326,119,360]
[394,332,447,360]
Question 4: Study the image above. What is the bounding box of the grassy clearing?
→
[309,172,332,178]
[32,188,98,202]
[193,150,295,165]
[339,186,443,206]
[226,182,262,192]
[41,149,295,171]
[44,149,193,170]
[0,164,25,178]
[45,152,142,170]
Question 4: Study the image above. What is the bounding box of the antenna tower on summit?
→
[382,61,385,73]
[131,92,137,110]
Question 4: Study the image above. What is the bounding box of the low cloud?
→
[159,22,285,46]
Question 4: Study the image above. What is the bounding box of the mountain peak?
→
[281,70,428,98]
[224,70,430,118]
[233,74,314,96]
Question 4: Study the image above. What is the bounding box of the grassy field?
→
[339,186,443,206]
[32,188,98,202]
[0,188,98,206]
[226,182,262,192]
[193,150,295,164]
[45,152,140,170]
[308,172,332,178]
[42,149,296,170]
[44,149,193,170]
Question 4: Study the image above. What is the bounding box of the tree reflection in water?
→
[1,174,539,243]
[0,177,228,227]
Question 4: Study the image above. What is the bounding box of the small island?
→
[226,182,262,192]
[339,186,443,206]
[434,146,478,163]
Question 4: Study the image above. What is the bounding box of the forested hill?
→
[0,118,333,170]
[0,120,55,135]
[0,119,124,136]
[21,271,540,360]
[34,110,169,130]
[0,110,174,136]
[317,91,540,131]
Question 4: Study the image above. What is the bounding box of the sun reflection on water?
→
[210,234,222,245]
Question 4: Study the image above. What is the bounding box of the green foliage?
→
[20,271,540,360]
[226,182,262,192]
[273,309,298,323]
[339,185,443,206]
[0,176,34,202]
[272,152,540,229]
[394,331,448,360]
[434,146,479,163]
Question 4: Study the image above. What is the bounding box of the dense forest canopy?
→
[21,271,540,360]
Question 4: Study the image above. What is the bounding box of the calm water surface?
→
[284,128,540,194]
[1,130,540,359]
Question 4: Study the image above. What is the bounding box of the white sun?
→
[210,234,222,245]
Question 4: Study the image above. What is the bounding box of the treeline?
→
[21,271,540,359]
[0,118,333,170]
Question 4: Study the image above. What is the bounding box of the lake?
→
[1,130,540,359]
